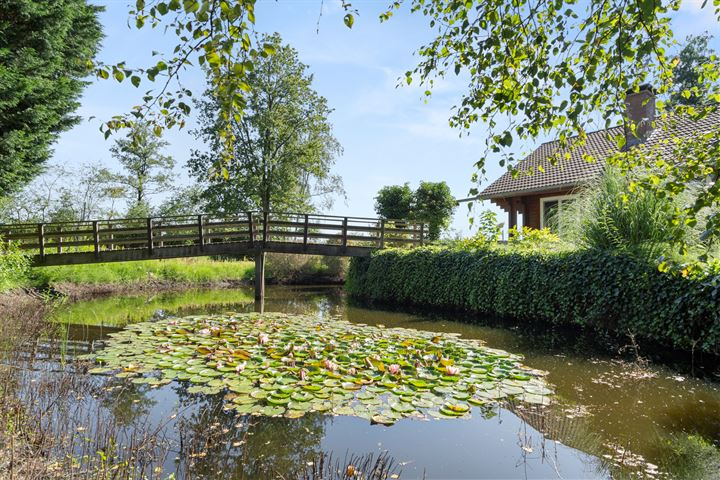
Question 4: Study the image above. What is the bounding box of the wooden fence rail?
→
[0,211,427,266]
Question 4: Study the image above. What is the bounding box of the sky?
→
[51,0,719,236]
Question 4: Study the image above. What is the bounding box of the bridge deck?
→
[0,212,426,267]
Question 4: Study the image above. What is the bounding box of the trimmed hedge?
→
[347,247,720,354]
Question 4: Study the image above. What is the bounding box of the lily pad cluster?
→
[88,312,553,424]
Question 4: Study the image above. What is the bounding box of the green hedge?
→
[347,247,720,354]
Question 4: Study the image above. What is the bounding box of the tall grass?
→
[30,257,255,286]
[559,168,687,262]
[0,239,30,291]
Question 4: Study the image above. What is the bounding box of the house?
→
[473,85,718,231]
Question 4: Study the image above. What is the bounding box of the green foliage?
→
[559,168,686,262]
[507,227,564,253]
[610,108,720,250]
[0,163,117,223]
[347,247,720,355]
[374,181,456,240]
[413,181,457,240]
[669,33,718,106]
[89,311,551,422]
[30,258,254,287]
[97,0,267,144]
[106,122,176,216]
[265,254,348,283]
[188,33,343,214]
[0,0,102,195]
[0,240,30,291]
[473,210,502,243]
[374,184,414,220]
[376,0,720,246]
[381,0,688,169]
[658,434,720,480]
[157,185,207,217]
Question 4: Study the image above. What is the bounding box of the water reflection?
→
[48,285,720,478]
[169,383,326,478]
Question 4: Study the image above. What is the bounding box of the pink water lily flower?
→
[347,367,357,376]
[323,359,338,371]
[388,364,401,375]
[197,328,211,336]
[445,365,460,376]
[258,333,270,345]
[235,362,247,373]
[216,361,224,369]
[298,368,308,381]
[167,320,178,326]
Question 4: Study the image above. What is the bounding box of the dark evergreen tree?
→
[0,0,103,195]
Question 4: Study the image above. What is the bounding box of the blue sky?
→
[52,0,718,235]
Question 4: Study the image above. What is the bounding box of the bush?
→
[0,240,30,291]
[347,246,720,354]
[265,254,348,283]
[559,168,687,261]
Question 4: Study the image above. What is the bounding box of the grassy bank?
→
[347,246,720,355]
[29,257,255,287]
[2,253,347,293]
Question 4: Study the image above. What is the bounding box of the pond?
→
[44,286,720,478]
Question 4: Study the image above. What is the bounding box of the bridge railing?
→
[0,211,426,260]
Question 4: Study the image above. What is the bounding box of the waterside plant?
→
[86,312,554,425]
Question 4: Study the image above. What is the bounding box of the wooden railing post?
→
[92,221,100,258]
[342,217,348,248]
[248,212,254,246]
[38,223,45,260]
[108,223,114,251]
[379,220,385,249]
[262,211,268,246]
[420,223,425,246]
[303,214,309,250]
[147,218,154,255]
[157,219,164,248]
[57,225,63,253]
[198,214,205,251]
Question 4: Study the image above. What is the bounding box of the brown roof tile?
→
[479,110,720,199]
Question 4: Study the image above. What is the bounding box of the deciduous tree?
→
[107,122,176,217]
[187,33,343,215]
[669,33,718,106]
[374,181,456,240]
[374,184,413,220]
[413,181,456,240]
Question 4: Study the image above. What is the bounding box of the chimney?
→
[624,84,655,148]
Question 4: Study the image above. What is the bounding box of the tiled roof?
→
[479,109,720,198]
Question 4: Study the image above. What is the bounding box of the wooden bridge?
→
[0,211,426,302]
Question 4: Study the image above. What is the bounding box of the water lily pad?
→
[91,312,553,424]
[371,414,396,426]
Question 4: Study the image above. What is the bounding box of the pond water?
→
[49,286,720,479]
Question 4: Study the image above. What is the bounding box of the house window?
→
[540,195,576,231]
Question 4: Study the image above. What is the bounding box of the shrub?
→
[0,240,30,291]
[560,168,686,262]
[347,246,720,355]
[265,254,348,283]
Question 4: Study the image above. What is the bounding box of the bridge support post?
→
[254,251,265,304]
